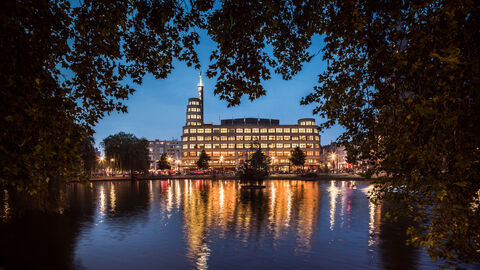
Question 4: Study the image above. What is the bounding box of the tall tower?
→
[197,72,204,123]
[185,73,204,126]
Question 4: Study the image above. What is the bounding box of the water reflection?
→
[0,180,464,270]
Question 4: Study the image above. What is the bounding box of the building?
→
[322,142,349,172]
[180,74,322,171]
[148,139,182,170]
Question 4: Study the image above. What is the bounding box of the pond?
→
[0,180,475,269]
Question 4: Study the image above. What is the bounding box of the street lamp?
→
[220,156,224,174]
[330,153,336,174]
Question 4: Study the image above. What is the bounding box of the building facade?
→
[180,75,322,171]
[148,139,182,170]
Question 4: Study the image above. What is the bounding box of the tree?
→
[1,0,205,196]
[101,132,149,179]
[157,154,171,171]
[289,147,306,171]
[238,146,270,187]
[196,150,210,170]
[78,136,97,178]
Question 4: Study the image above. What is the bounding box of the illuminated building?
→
[148,139,182,169]
[181,74,322,170]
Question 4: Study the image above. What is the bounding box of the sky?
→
[93,32,345,149]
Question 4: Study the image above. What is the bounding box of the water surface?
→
[0,180,472,269]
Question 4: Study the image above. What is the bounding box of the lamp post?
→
[220,156,224,175]
[330,153,336,174]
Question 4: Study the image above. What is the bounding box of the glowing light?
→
[328,181,338,230]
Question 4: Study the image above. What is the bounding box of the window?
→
[315,136,320,141]
[236,128,243,133]
[182,137,188,141]
[221,136,227,141]
[198,128,204,133]
[236,136,244,140]
[221,144,227,149]
[182,145,187,149]
[284,143,291,148]
[299,128,306,133]
[284,128,290,133]
[197,136,204,141]
[244,136,251,141]
[307,151,314,156]
[268,143,275,149]
[276,128,282,133]
[292,136,299,141]
[284,136,291,140]
[213,136,220,141]
[190,129,197,133]
[204,128,211,133]
[182,152,188,157]
[197,144,204,148]
[237,144,244,149]
[306,128,313,133]
[300,143,306,148]
[221,128,228,133]
[190,137,196,141]
[228,136,235,141]
[213,128,219,133]
[212,152,220,157]
[184,129,189,134]
[308,136,314,140]
[276,136,283,140]
[269,135,275,140]
[213,144,220,149]
[189,144,195,149]
[292,128,298,133]
[307,143,313,148]
[204,136,211,141]
[189,152,197,157]
[260,136,267,140]
[292,143,298,148]
[260,128,267,133]
[261,144,267,149]
[268,128,275,133]
[252,128,259,133]
[315,144,320,148]
[276,143,283,148]
[244,128,251,133]
[299,136,307,140]
[228,144,235,148]
[205,144,212,149]
[252,136,259,140]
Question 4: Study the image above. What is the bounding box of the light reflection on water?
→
[0,180,461,270]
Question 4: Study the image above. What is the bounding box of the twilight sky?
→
[93,32,345,148]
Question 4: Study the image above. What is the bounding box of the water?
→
[0,180,475,269]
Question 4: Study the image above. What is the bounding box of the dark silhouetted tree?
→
[157,154,171,171]
[196,150,210,170]
[289,147,306,170]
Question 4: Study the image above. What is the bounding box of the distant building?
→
[322,142,348,171]
[148,139,182,170]
[180,74,322,171]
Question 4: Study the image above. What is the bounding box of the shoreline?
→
[83,174,366,182]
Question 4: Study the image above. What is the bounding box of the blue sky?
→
[93,32,344,148]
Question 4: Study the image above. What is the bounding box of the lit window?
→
[244,128,251,133]
[284,143,291,148]
[299,128,306,133]
[190,152,196,157]
[212,152,220,157]
[261,144,267,149]
[236,136,244,140]
[276,136,283,140]
[268,143,275,148]
[315,144,320,148]
[205,144,212,149]
[268,136,275,140]
[198,144,204,148]
[198,128,204,133]
[307,151,314,156]
[213,128,219,133]
[228,144,235,148]
[284,128,291,133]
[244,136,251,141]
[213,136,220,141]
[183,145,187,149]
[261,136,267,140]
[221,144,227,149]
[252,128,259,133]
[228,136,235,140]
[182,137,188,141]
[252,136,259,140]
[276,143,283,148]
[306,128,313,133]
[204,136,211,141]
[308,136,314,140]
[236,128,243,133]
[276,128,282,133]
[268,128,275,133]
[292,143,298,148]
[190,137,196,141]
[284,136,291,140]
[237,144,244,149]
[260,128,267,133]
[204,128,211,133]
[213,144,220,149]
[300,143,306,148]
[191,129,197,133]
[197,136,204,141]
[184,129,189,134]
[221,128,228,133]
[189,144,195,149]
[307,143,313,148]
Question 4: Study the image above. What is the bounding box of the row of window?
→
[299,121,315,126]
[187,114,202,120]
[186,122,202,126]
[187,107,201,112]
[189,101,201,106]
[182,143,319,150]
[182,150,320,157]
[183,135,319,142]
[184,127,317,134]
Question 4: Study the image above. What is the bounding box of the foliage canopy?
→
[289,147,306,168]
[157,154,171,171]
[196,150,210,170]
